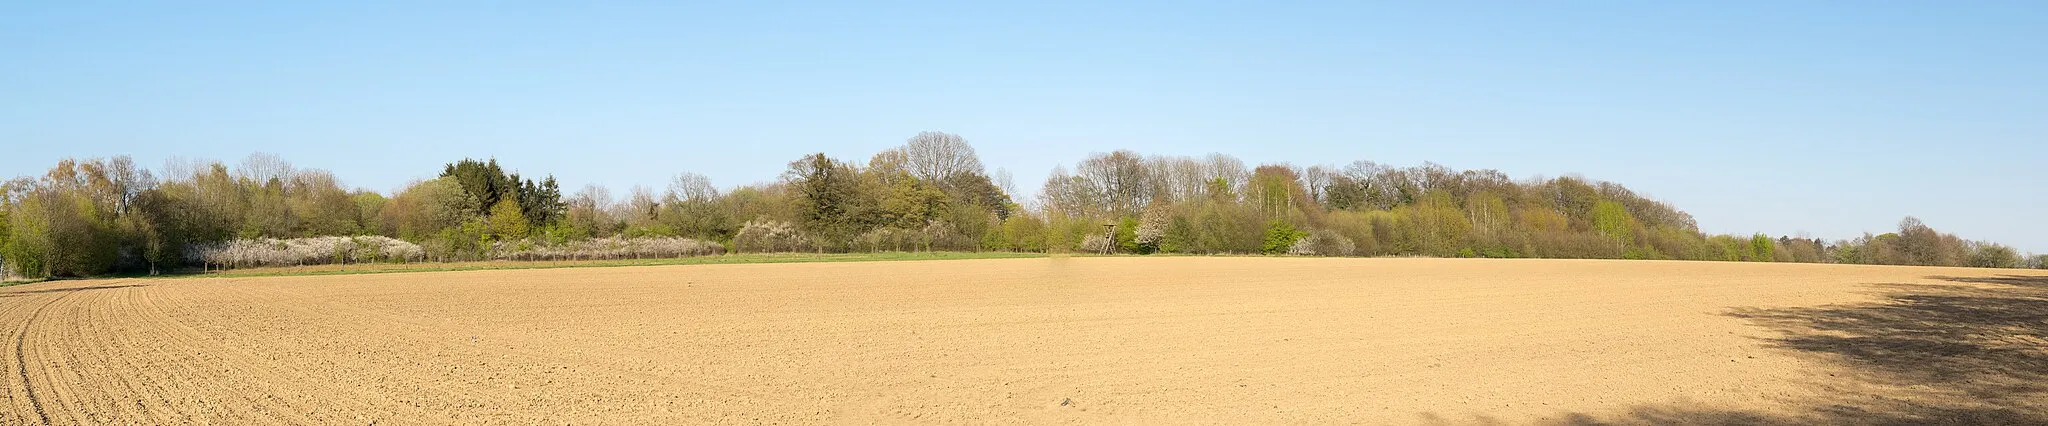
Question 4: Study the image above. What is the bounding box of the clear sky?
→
[4,1,2044,252]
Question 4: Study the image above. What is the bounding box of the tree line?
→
[2,131,2040,279]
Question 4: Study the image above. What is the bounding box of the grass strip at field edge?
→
[0,279,48,288]
[156,251,1059,280]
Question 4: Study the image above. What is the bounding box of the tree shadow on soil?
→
[1523,274,2048,425]
[0,283,146,297]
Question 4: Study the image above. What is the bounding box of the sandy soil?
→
[2,257,2043,424]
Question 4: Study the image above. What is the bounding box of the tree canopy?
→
[1,136,2037,279]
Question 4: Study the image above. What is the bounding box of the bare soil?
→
[3,257,2043,424]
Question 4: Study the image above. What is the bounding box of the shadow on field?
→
[0,283,146,297]
[1456,274,2048,425]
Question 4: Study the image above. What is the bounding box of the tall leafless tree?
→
[666,172,718,204]
[1143,155,1207,204]
[902,131,984,183]
[991,167,1017,201]
[623,185,660,224]
[867,148,911,186]
[1204,153,1248,199]
[238,152,294,184]
[1038,166,1102,218]
[1078,150,1152,216]
[565,184,615,237]
[1300,164,1336,204]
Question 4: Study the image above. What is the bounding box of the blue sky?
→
[4,1,2044,251]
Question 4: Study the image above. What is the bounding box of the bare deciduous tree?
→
[991,167,1016,201]
[1038,166,1101,218]
[666,172,718,204]
[623,185,660,224]
[1301,164,1336,204]
[1143,155,1208,204]
[903,131,984,182]
[1204,153,1248,199]
[565,184,616,237]
[103,156,152,212]
[238,152,294,184]
[1078,150,1152,216]
[868,148,911,186]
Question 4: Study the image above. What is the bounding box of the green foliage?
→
[1000,214,1047,252]
[1115,216,1140,254]
[127,189,187,274]
[1260,219,1307,255]
[0,141,2036,276]
[1480,246,1520,258]
[1042,217,1091,254]
[1823,219,1985,267]
[1320,211,1376,255]
[1967,243,2021,269]
[786,153,866,250]
[1644,225,1709,261]
[0,208,11,277]
[352,192,387,226]
[1366,210,1417,255]
[1403,192,1469,256]
[1777,237,1824,263]
[979,222,1006,251]
[940,173,1012,221]
[516,176,565,227]
[384,177,475,241]
[0,181,121,277]
[533,223,574,246]
[442,159,514,217]
[1323,175,1367,211]
[1708,235,1745,262]
[1190,201,1260,254]
[487,198,530,241]
[1249,166,1307,218]
[1590,200,1636,244]
[658,196,735,242]
[622,223,678,238]
[1205,177,1234,202]
[441,158,563,229]
[1748,234,1775,262]
[1622,247,1656,260]
[1161,215,1195,254]
[426,220,492,261]
[880,172,949,228]
[0,199,46,277]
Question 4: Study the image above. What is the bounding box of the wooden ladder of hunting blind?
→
[1101,223,1117,255]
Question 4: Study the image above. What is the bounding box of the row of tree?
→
[2,132,2040,279]
[1029,151,2036,268]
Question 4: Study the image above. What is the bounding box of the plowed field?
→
[4,257,2043,424]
